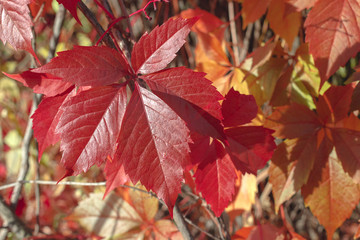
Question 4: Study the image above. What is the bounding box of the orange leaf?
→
[242,0,271,28]
[267,0,301,48]
[269,137,319,211]
[302,149,360,240]
[266,84,360,238]
[305,0,360,84]
[180,8,225,40]
[226,173,257,212]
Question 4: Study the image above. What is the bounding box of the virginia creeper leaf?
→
[226,173,257,213]
[315,83,353,123]
[0,0,36,56]
[194,140,237,217]
[131,17,197,75]
[68,192,142,238]
[302,149,360,240]
[142,67,223,119]
[141,67,226,141]
[305,0,360,84]
[153,220,183,239]
[241,0,271,28]
[267,0,301,48]
[57,0,81,25]
[221,88,257,127]
[56,85,127,175]
[226,126,275,174]
[107,83,191,214]
[32,87,75,161]
[269,136,324,211]
[4,70,73,97]
[179,8,225,40]
[266,103,321,139]
[195,31,231,66]
[32,46,132,87]
[104,163,129,197]
[332,118,360,183]
[266,85,360,237]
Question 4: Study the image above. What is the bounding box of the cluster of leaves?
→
[1,0,360,239]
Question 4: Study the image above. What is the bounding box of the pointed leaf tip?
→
[31,46,132,87]
[0,0,35,54]
[131,17,198,75]
[57,0,82,25]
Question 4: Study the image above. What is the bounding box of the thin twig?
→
[0,180,106,191]
[34,149,40,235]
[184,218,220,240]
[228,0,240,66]
[260,182,272,205]
[0,196,31,239]
[239,22,253,63]
[9,97,40,209]
[47,4,66,61]
[77,1,116,49]
[173,203,194,240]
[217,215,231,240]
[119,0,135,40]
[256,166,269,185]
[203,206,226,240]
[253,19,261,49]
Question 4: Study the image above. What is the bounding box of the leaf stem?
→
[94,0,115,20]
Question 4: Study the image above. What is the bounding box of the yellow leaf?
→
[69,192,142,238]
[226,173,257,212]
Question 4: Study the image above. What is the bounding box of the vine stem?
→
[228,0,240,66]
[77,1,117,49]
[173,203,194,240]
[96,0,169,46]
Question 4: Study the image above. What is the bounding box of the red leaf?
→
[56,85,127,175]
[222,88,257,127]
[0,0,36,56]
[131,17,197,75]
[104,163,129,196]
[142,67,226,141]
[32,46,132,87]
[107,83,191,214]
[194,140,237,217]
[4,70,73,97]
[143,67,223,119]
[226,126,276,174]
[56,0,81,25]
[305,0,360,84]
[32,87,75,161]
